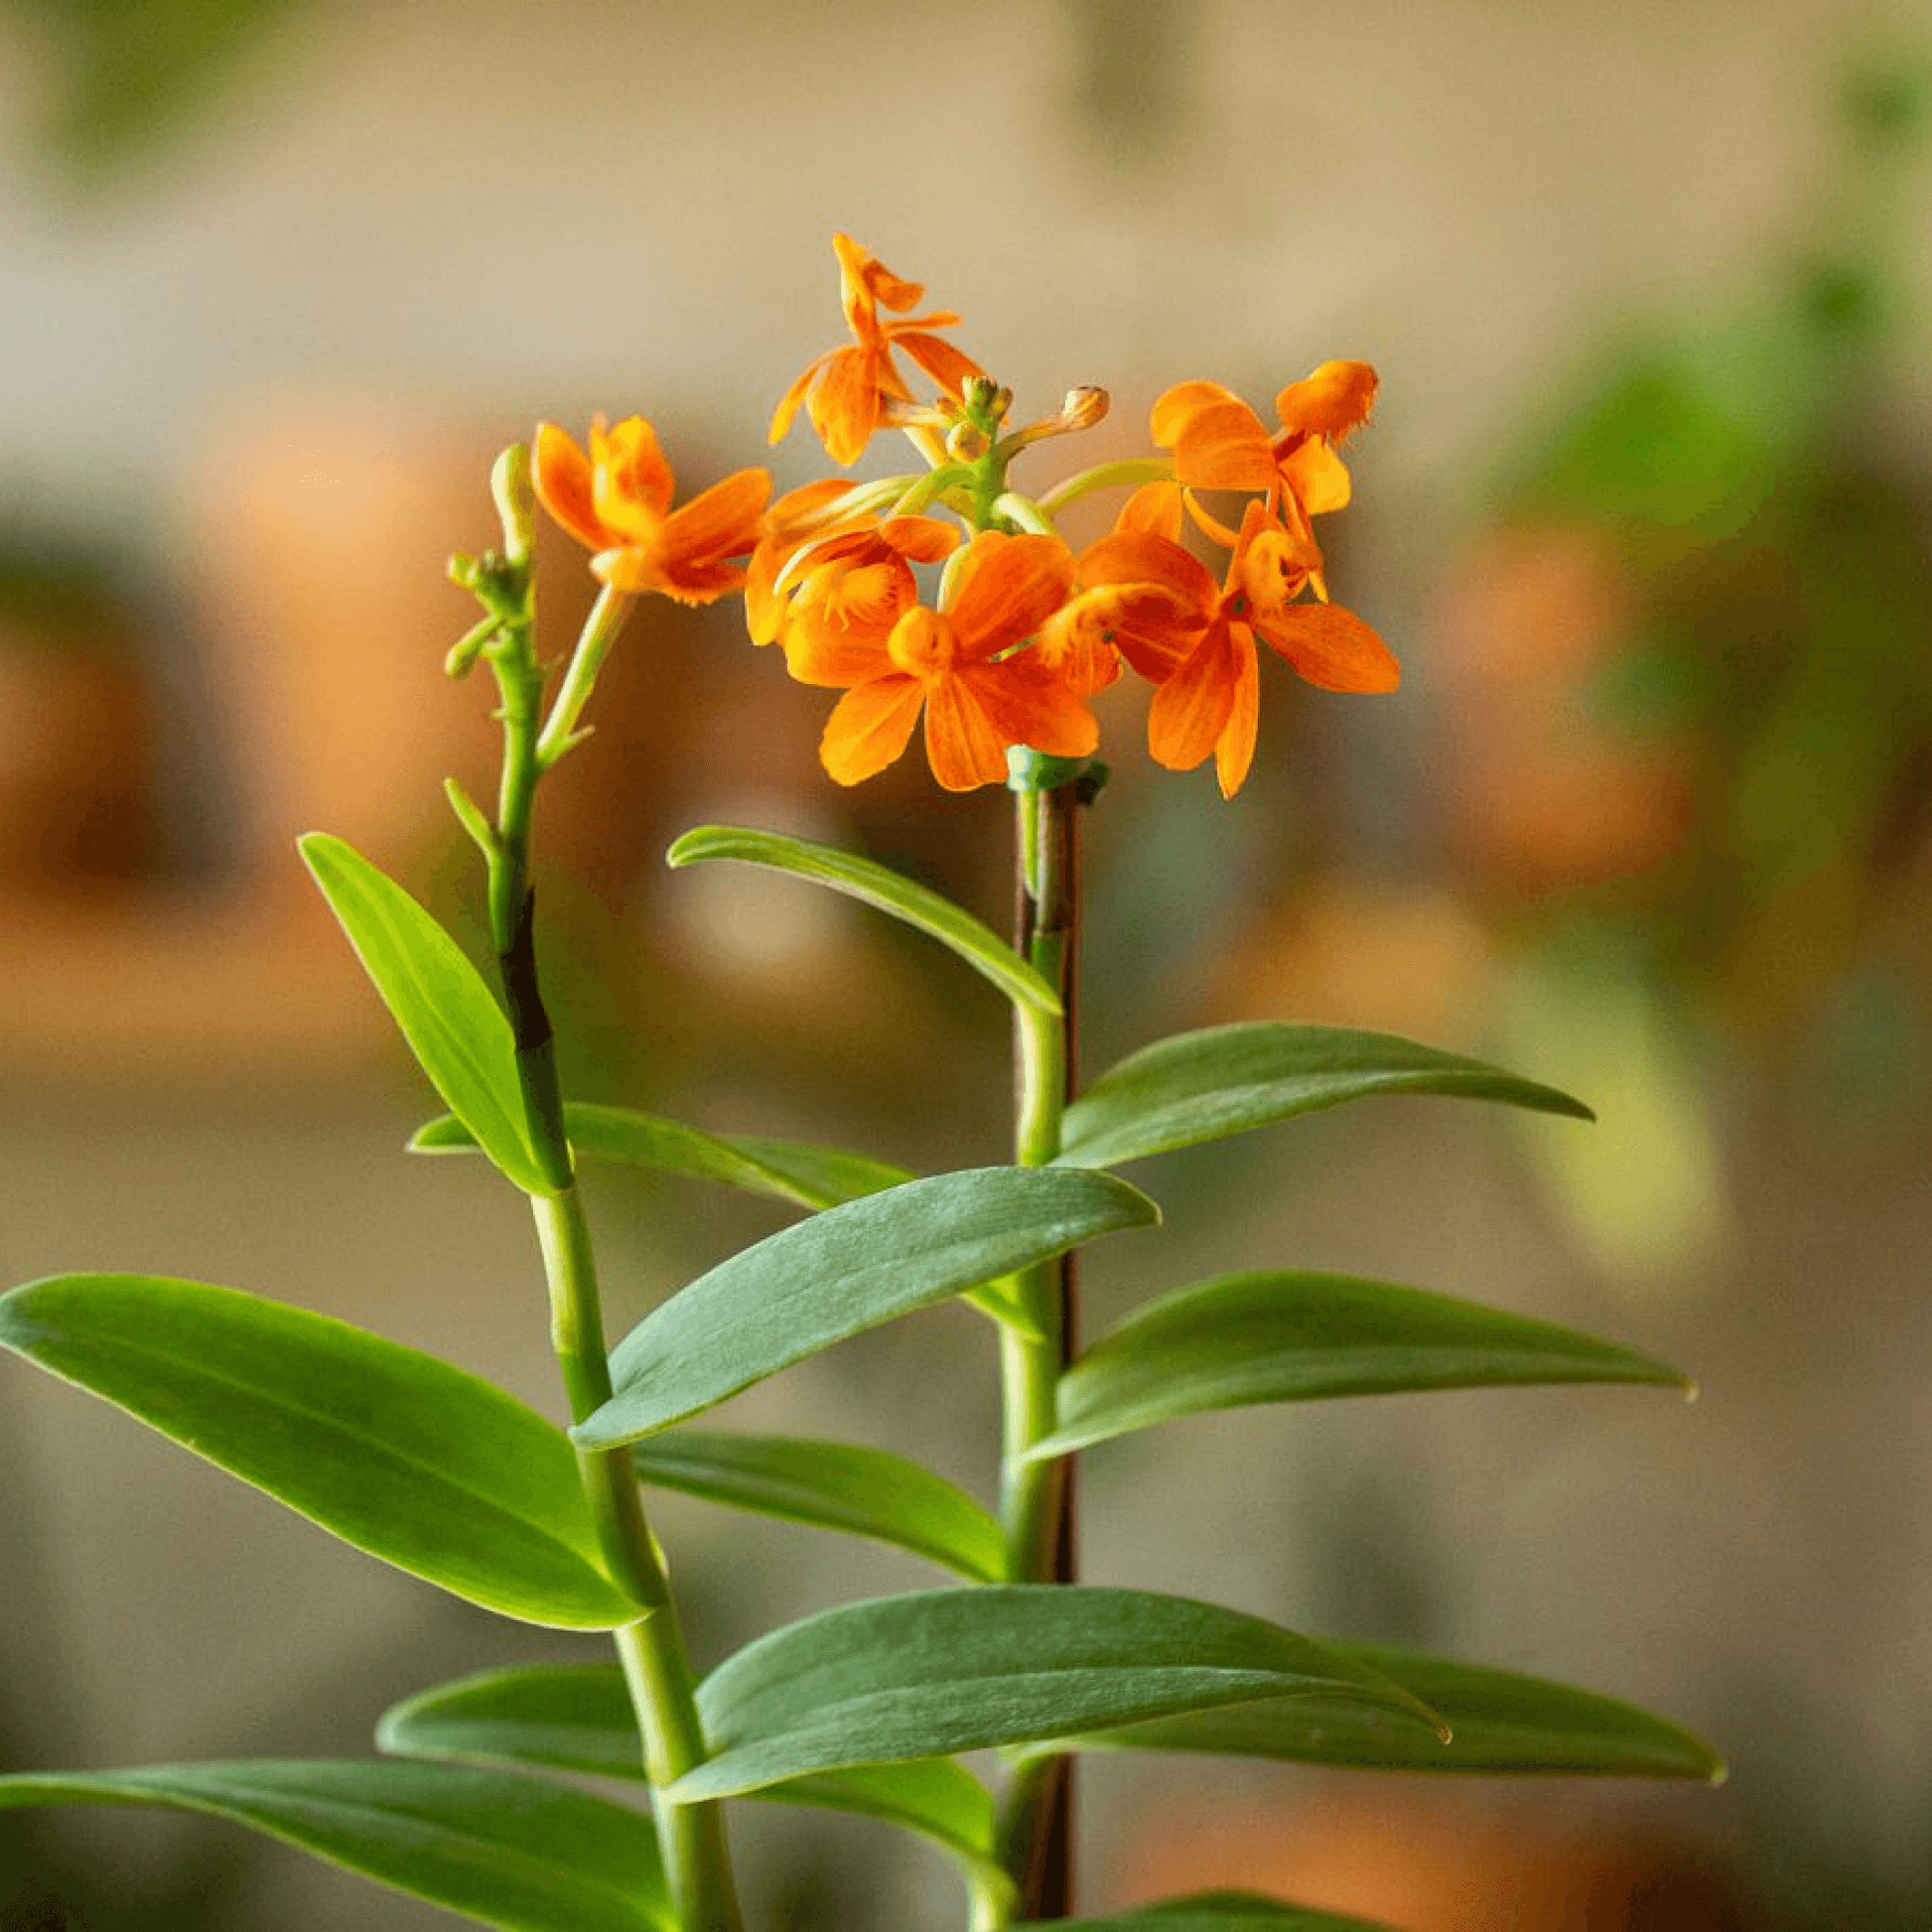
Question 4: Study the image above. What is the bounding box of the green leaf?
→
[764,1760,1007,1905]
[1069,1639,1725,1780]
[0,1275,640,1630]
[670,1585,1444,1803]
[1028,1271,1689,1458]
[0,1759,669,1932]
[413,1104,913,1210]
[1066,1900,1393,1931]
[631,1432,1008,1582]
[300,832,550,1196]
[575,1168,1157,1450]
[377,1666,1007,1904]
[1056,1023,1593,1171]
[379,1665,647,1781]
[667,824,1060,1016]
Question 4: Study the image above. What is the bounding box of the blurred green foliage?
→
[1494,48,1932,1103]
[3,0,307,186]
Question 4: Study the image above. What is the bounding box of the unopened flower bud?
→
[490,443,535,566]
[946,419,992,463]
[1060,386,1109,430]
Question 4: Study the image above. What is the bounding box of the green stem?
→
[477,570,742,1932]
[530,1191,743,1932]
[535,582,632,771]
[1035,455,1173,517]
[997,778,1083,1919]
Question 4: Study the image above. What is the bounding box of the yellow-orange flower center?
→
[887,606,956,680]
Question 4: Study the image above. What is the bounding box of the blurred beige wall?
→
[1,0,1914,521]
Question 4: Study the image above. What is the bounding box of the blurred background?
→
[3,1,1931,1926]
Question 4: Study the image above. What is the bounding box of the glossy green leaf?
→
[1056,1023,1592,1171]
[1068,1900,1392,1931]
[300,832,549,1195]
[575,1168,1157,1449]
[631,1432,1008,1582]
[412,1104,912,1210]
[1027,1271,1688,1458]
[1066,1639,1725,1780]
[0,1759,669,1932]
[377,1666,1007,1901]
[670,1586,1443,1803]
[668,824,1060,1016]
[0,1275,640,1630]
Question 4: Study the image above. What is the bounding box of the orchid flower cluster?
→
[534,233,1396,798]
[0,236,1717,1932]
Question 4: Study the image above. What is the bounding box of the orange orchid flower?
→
[1035,529,1219,695]
[769,235,984,467]
[789,531,1096,791]
[1151,360,1378,537]
[765,513,961,674]
[744,480,867,645]
[533,416,770,603]
[1147,499,1398,798]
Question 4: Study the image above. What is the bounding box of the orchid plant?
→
[0,237,1720,1932]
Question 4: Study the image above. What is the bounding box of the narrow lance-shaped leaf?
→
[377,1666,1007,1905]
[1057,1023,1592,1171]
[631,1432,1009,1582]
[670,1585,1444,1803]
[0,1275,640,1630]
[667,824,1060,1016]
[413,1103,913,1210]
[1027,1271,1690,1459]
[1057,1639,1724,1780]
[575,1168,1157,1449]
[300,832,550,1195]
[0,1760,670,1932]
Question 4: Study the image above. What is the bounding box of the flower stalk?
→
[998,764,1089,1918]
[459,452,744,1932]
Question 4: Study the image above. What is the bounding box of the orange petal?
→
[1146,618,1242,772]
[819,675,925,785]
[948,533,1075,661]
[531,423,608,552]
[648,554,751,605]
[894,328,984,398]
[1114,481,1184,540]
[745,536,792,643]
[1256,602,1400,693]
[809,344,885,466]
[836,234,924,318]
[1078,531,1217,607]
[1279,434,1352,515]
[1150,380,1242,448]
[592,417,676,539]
[770,350,836,446]
[767,477,855,530]
[922,674,1024,791]
[658,467,771,571]
[1213,622,1261,798]
[1171,399,1280,491]
[878,514,962,564]
[785,614,897,689]
[1275,360,1377,442]
[966,659,1101,760]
